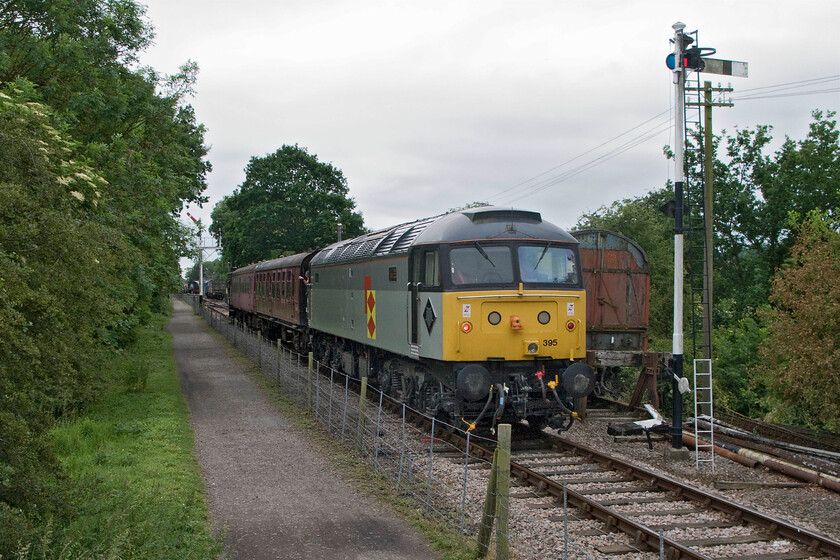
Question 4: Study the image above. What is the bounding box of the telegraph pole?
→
[692,81,734,359]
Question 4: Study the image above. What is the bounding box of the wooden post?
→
[357,376,368,450]
[495,424,511,560]
[477,449,499,557]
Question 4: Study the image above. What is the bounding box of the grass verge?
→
[44,311,221,559]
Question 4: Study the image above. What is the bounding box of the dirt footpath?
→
[168,299,438,559]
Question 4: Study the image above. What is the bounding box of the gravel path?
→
[168,299,438,560]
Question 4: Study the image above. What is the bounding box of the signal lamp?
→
[566,320,576,331]
[461,322,473,333]
[683,47,705,70]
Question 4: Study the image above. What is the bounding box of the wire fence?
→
[181,295,666,560]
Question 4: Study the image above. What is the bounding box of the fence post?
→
[425,417,436,513]
[459,430,471,539]
[374,391,384,472]
[477,448,499,557]
[341,374,349,443]
[563,483,569,560]
[397,403,406,492]
[307,352,314,411]
[495,424,511,560]
[356,376,368,451]
[276,342,282,386]
[257,331,262,370]
[328,368,334,430]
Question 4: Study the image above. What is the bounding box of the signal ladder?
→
[682,58,711,364]
[693,358,714,470]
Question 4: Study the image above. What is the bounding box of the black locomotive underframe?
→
[232,313,579,431]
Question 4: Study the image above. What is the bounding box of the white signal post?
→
[670,21,688,453]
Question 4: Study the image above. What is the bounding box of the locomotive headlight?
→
[538,311,551,325]
[525,341,539,354]
[488,311,502,325]
[461,321,473,333]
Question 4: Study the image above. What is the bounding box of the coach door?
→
[408,247,440,346]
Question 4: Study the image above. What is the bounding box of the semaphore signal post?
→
[666,22,748,459]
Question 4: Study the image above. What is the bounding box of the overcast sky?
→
[137,0,840,261]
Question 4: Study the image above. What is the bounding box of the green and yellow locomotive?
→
[307,207,595,432]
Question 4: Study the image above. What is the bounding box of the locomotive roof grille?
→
[310,215,439,266]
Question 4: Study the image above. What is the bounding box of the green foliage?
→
[711,311,768,415]
[1,0,212,553]
[211,144,365,268]
[24,314,221,559]
[580,111,839,428]
[1,0,211,313]
[0,84,122,558]
[755,212,840,431]
[711,111,840,319]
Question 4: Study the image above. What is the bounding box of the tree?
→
[0,85,132,553]
[711,111,840,320]
[755,212,840,431]
[0,1,212,552]
[211,145,365,268]
[1,0,211,313]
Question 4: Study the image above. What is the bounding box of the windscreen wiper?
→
[534,242,551,270]
[474,241,495,267]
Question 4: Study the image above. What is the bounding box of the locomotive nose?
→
[561,362,596,398]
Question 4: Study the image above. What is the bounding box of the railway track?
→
[510,437,840,559]
[378,398,840,559]
[212,305,839,559]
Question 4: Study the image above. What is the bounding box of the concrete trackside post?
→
[356,376,368,451]
[477,448,499,557]
[495,424,511,560]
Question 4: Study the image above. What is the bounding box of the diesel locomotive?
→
[228,206,596,432]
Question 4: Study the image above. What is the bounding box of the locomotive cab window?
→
[517,244,579,285]
[448,244,513,286]
[411,248,440,288]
